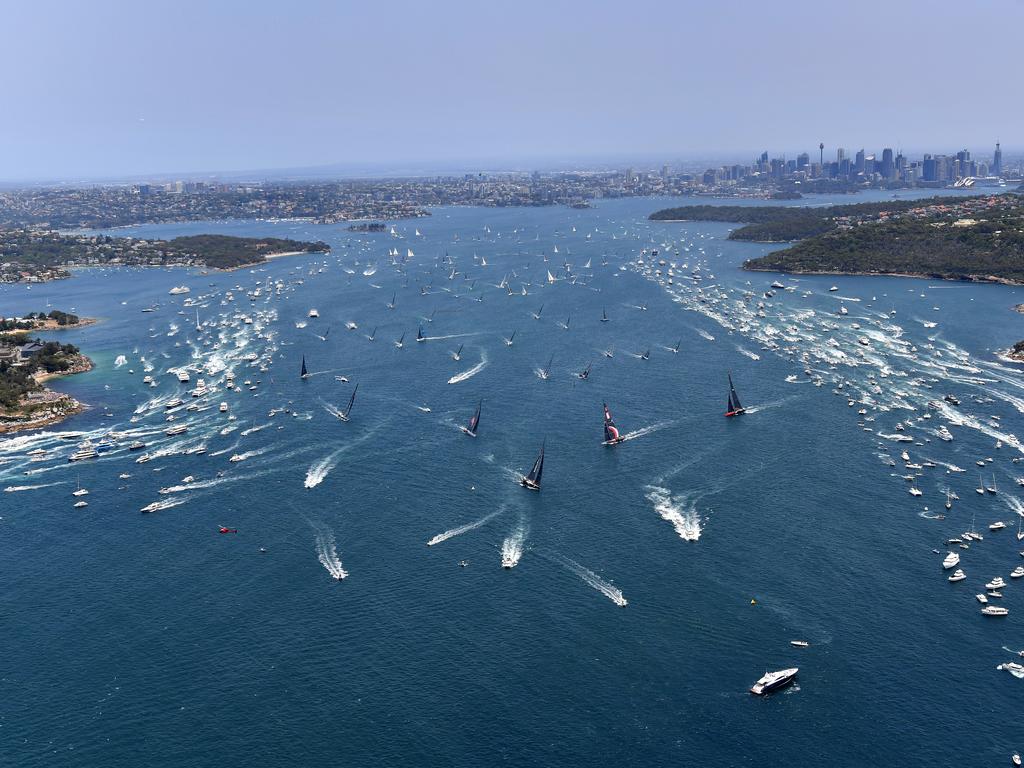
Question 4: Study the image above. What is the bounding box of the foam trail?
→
[422,332,478,341]
[427,508,503,546]
[210,440,240,457]
[303,425,381,489]
[615,420,674,443]
[227,448,268,462]
[744,396,796,415]
[240,423,271,436]
[448,354,488,385]
[736,346,761,361]
[501,523,528,568]
[1003,495,1024,518]
[697,329,715,341]
[315,527,348,580]
[140,496,189,513]
[4,481,65,492]
[555,554,628,607]
[645,485,702,541]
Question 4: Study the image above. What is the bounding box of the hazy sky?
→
[1,0,1020,181]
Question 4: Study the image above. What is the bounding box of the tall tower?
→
[994,142,1003,177]
[819,142,824,166]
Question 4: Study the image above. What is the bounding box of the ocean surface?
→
[4,189,1024,766]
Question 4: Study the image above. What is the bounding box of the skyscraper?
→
[994,142,1003,177]
[881,148,894,180]
[855,149,865,174]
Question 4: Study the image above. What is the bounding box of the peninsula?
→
[0,231,329,283]
[0,328,93,434]
[650,194,1024,284]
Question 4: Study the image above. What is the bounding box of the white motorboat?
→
[1013,567,1024,579]
[982,605,1009,616]
[977,593,989,604]
[986,577,1007,590]
[948,569,967,582]
[942,552,960,570]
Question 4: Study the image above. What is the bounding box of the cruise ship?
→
[750,668,799,695]
[168,285,190,295]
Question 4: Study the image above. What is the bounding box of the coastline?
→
[216,249,328,272]
[0,354,93,435]
[741,264,1024,286]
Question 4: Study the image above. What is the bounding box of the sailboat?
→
[300,355,309,379]
[640,348,650,361]
[504,330,516,347]
[578,362,592,380]
[461,400,481,437]
[562,314,571,330]
[540,354,554,380]
[986,474,998,494]
[583,258,591,269]
[337,384,358,422]
[601,307,609,322]
[416,325,426,343]
[946,490,953,510]
[453,344,463,362]
[532,304,544,320]
[368,326,377,342]
[520,441,545,490]
[395,332,405,349]
[725,372,745,417]
[387,292,396,309]
[671,339,681,354]
[602,403,625,445]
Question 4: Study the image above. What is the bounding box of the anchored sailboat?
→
[601,307,609,322]
[602,403,625,445]
[461,400,481,437]
[337,384,358,422]
[725,372,745,417]
[520,441,545,490]
[300,355,309,379]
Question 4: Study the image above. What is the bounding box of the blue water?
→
[3,189,1024,766]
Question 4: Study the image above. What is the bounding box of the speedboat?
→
[750,668,798,695]
[789,640,810,648]
[977,593,989,604]
[219,402,229,412]
[948,569,967,582]
[308,308,319,318]
[909,485,923,497]
[128,441,145,451]
[73,500,88,508]
[991,521,1007,531]
[942,552,960,570]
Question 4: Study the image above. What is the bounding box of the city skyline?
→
[1,0,1022,181]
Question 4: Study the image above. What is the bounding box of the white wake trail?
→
[4,481,65,492]
[501,523,528,568]
[427,508,503,546]
[645,485,702,541]
[615,420,674,443]
[555,554,628,607]
[315,527,348,580]
[448,353,488,385]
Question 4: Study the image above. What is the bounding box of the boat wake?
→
[645,485,702,541]
[315,526,348,580]
[240,423,271,436]
[615,420,674,443]
[303,426,381,489]
[697,329,715,341]
[743,396,797,415]
[501,523,528,568]
[553,553,628,606]
[736,346,761,361]
[427,507,503,546]
[448,354,488,385]
[4,481,64,492]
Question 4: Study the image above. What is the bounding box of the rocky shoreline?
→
[0,354,92,434]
